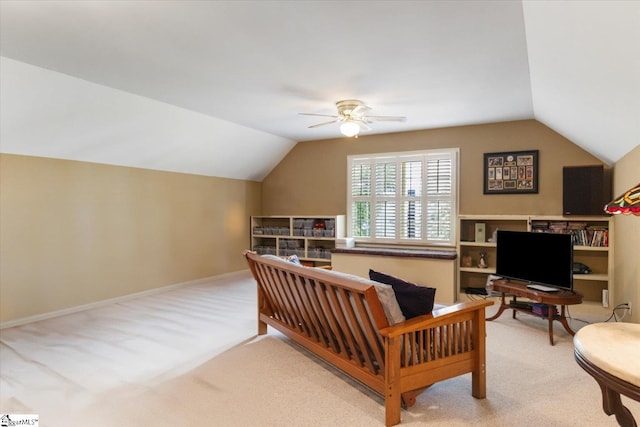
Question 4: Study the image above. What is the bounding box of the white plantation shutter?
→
[350,162,372,237]
[347,149,457,246]
[375,162,397,196]
[400,160,422,239]
[374,162,396,238]
[351,163,371,197]
[375,201,396,238]
[425,154,453,242]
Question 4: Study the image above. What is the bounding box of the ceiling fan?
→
[299,100,406,137]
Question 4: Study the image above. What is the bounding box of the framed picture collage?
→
[483,150,539,194]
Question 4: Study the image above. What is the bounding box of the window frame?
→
[347,148,459,247]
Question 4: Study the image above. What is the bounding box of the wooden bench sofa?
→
[244,250,494,426]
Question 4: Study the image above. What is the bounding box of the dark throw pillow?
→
[369,269,436,319]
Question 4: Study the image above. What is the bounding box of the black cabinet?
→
[563,165,611,216]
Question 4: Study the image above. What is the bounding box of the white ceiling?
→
[1,1,638,180]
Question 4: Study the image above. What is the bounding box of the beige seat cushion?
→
[574,322,640,387]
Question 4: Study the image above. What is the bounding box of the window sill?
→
[331,247,457,260]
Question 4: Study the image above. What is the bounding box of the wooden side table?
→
[574,323,640,427]
[487,279,583,345]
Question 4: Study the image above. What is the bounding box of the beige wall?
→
[0,154,262,323]
[262,120,605,217]
[261,119,631,309]
[611,144,640,323]
[332,253,456,305]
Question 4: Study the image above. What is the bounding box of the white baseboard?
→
[0,269,251,330]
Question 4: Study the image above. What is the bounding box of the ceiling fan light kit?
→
[299,99,406,138]
[340,121,361,137]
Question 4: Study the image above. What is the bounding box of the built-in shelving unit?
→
[457,215,613,306]
[250,215,345,265]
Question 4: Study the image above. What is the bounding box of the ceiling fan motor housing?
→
[336,100,369,118]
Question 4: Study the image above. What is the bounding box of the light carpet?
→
[1,272,638,426]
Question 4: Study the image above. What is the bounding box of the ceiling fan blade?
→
[351,104,370,117]
[362,115,407,122]
[357,121,372,131]
[308,119,340,129]
[299,113,340,119]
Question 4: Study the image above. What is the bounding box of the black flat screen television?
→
[496,230,574,291]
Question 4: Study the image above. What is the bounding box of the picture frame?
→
[483,150,538,194]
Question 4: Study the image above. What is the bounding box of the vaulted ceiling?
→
[1,1,638,181]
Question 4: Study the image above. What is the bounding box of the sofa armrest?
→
[379,300,493,338]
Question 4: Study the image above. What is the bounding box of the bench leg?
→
[385,336,402,426]
[472,312,488,399]
[258,318,267,335]
[401,386,431,408]
[385,391,401,427]
[257,290,268,335]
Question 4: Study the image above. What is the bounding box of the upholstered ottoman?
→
[574,322,640,427]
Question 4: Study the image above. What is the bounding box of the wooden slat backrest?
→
[245,251,389,376]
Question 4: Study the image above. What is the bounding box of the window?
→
[347,148,458,246]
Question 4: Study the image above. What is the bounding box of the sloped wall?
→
[0,154,262,323]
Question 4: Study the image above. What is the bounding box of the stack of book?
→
[549,221,569,233]
[530,221,570,233]
[587,225,609,247]
[529,220,608,247]
[568,222,588,245]
[530,303,558,317]
[530,220,549,232]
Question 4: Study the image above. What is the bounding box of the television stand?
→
[487,279,583,345]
